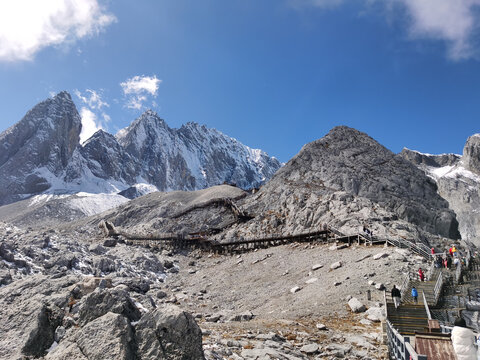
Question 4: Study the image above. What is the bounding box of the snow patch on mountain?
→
[68,193,129,216]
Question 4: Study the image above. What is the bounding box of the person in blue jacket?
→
[411,286,418,304]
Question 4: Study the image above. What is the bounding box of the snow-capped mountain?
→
[0,92,282,206]
[116,110,280,191]
[401,135,480,245]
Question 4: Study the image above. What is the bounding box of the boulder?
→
[311,264,323,271]
[77,288,141,325]
[300,343,319,354]
[375,283,385,290]
[373,252,388,260]
[290,286,302,294]
[229,311,254,322]
[366,307,385,322]
[330,261,342,270]
[316,323,328,330]
[48,312,135,360]
[348,298,366,313]
[135,305,204,359]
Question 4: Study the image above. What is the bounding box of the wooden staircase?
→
[402,279,437,305]
[387,302,429,336]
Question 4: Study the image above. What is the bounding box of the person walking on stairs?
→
[451,317,478,360]
[391,285,401,309]
[411,286,418,304]
[418,267,425,281]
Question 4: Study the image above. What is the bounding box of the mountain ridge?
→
[0,92,282,206]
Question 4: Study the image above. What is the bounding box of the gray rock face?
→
[77,288,142,325]
[70,312,135,360]
[135,305,205,360]
[400,148,460,168]
[65,129,137,185]
[236,126,460,241]
[0,92,81,205]
[401,138,480,245]
[116,111,282,191]
[463,134,480,175]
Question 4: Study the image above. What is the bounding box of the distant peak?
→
[52,91,73,102]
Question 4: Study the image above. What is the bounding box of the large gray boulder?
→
[0,275,75,359]
[135,305,205,359]
[77,288,141,325]
[47,312,135,360]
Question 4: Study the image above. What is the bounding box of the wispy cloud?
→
[120,75,162,110]
[74,89,109,110]
[289,0,480,61]
[0,0,116,62]
[75,89,110,143]
[400,0,480,60]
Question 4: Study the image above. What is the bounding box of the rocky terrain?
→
[0,92,281,207]
[0,220,432,359]
[401,133,480,246]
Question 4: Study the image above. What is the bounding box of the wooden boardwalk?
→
[107,225,384,254]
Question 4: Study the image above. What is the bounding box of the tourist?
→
[391,285,401,309]
[411,287,418,304]
[418,268,425,281]
[451,317,477,360]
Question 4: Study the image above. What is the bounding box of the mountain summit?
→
[0,92,281,205]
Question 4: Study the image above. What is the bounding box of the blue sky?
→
[1,0,480,162]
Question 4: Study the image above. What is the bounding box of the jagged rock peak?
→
[116,109,167,141]
[463,133,480,175]
[400,148,461,168]
[262,125,460,240]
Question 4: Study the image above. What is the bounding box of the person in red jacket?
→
[418,268,425,281]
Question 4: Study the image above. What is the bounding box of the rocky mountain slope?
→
[81,126,461,250]
[218,126,461,244]
[401,133,480,246]
[0,92,281,207]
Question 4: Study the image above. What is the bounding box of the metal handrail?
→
[433,271,444,305]
[423,291,432,320]
[384,290,388,319]
[400,272,411,299]
[455,262,462,283]
[386,320,427,360]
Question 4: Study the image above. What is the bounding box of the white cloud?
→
[120,75,162,110]
[74,89,109,110]
[75,89,110,143]
[399,0,480,60]
[290,0,480,61]
[0,0,116,62]
[79,107,102,144]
